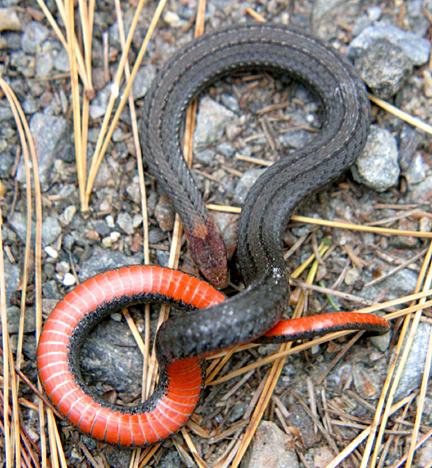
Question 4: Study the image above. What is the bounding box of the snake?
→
[37,23,389,446]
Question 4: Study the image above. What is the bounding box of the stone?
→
[243,420,299,468]
[193,96,235,148]
[117,212,134,235]
[352,125,400,192]
[0,8,21,31]
[354,39,413,98]
[43,216,62,246]
[403,153,427,186]
[78,247,142,279]
[408,174,432,203]
[349,22,431,66]
[17,113,69,188]
[395,322,432,400]
[311,0,362,38]
[90,84,112,120]
[155,194,175,232]
[361,269,418,302]
[132,64,156,99]
[21,21,49,54]
[234,168,265,205]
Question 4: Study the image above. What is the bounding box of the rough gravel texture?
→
[1,1,432,467]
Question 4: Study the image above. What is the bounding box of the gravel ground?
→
[1,1,432,467]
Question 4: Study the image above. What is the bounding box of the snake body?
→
[37,24,388,446]
[140,23,371,359]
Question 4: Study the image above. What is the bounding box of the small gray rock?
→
[407,173,432,203]
[234,168,265,205]
[243,420,299,468]
[117,212,134,235]
[90,84,112,120]
[311,0,361,38]
[43,216,62,246]
[361,268,418,302]
[132,65,156,99]
[78,247,142,279]
[4,258,19,305]
[395,322,432,400]
[195,148,215,165]
[21,21,49,54]
[17,113,69,188]
[5,306,36,334]
[403,153,427,185]
[349,22,431,66]
[352,125,400,192]
[354,40,413,98]
[194,96,235,148]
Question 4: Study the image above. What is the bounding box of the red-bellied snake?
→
[37,24,389,446]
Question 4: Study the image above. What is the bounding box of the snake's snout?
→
[186,218,228,289]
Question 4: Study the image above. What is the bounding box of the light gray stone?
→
[354,39,413,98]
[395,322,432,400]
[352,125,400,192]
[17,113,69,187]
[242,420,299,468]
[132,64,156,99]
[117,212,134,235]
[349,22,431,66]
[21,21,49,54]
[194,96,235,148]
[234,168,265,205]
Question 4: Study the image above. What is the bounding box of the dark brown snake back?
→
[140,23,370,361]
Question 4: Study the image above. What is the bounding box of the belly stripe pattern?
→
[38,24,390,447]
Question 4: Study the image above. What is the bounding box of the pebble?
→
[193,96,235,149]
[90,84,112,120]
[17,113,69,188]
[352,125,400,192]
[313,446,334,468]
[395,322,432,400]
[44,246,58,259]
[21,21,49,54]
[370,330,391,352]
[78,247,141,279]
[243,420,299,468]
[407,173,432,203]
[403,153,427,186]
[361,269,418,302]
[234,168,265,205]
[213,212,238,260]
[0,8,21,31]
[60,205,77,226]
[416,438,432,466]
[62,273,76,286]
[155,194,175,232]
[349,22,431,66]
[5,306,35,334]
[4,258,19,305]
[132,64,156,99]
[311,0,362,38]
[43,216,62,246]
[354,39,413,98]
[9,212,61,246]
[117,212,134,235]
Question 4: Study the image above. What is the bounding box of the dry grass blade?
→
[0,78,46,465]
[0,206,13,467]
[361,242,432,467]
[85,0,168,208]
[207,204,432,238]
[368,94,432,135]
[231,244,326,466]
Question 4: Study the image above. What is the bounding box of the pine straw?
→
[6,1,431,466]
[0,79,45,466]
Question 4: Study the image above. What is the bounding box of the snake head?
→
[186,218,228,289]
